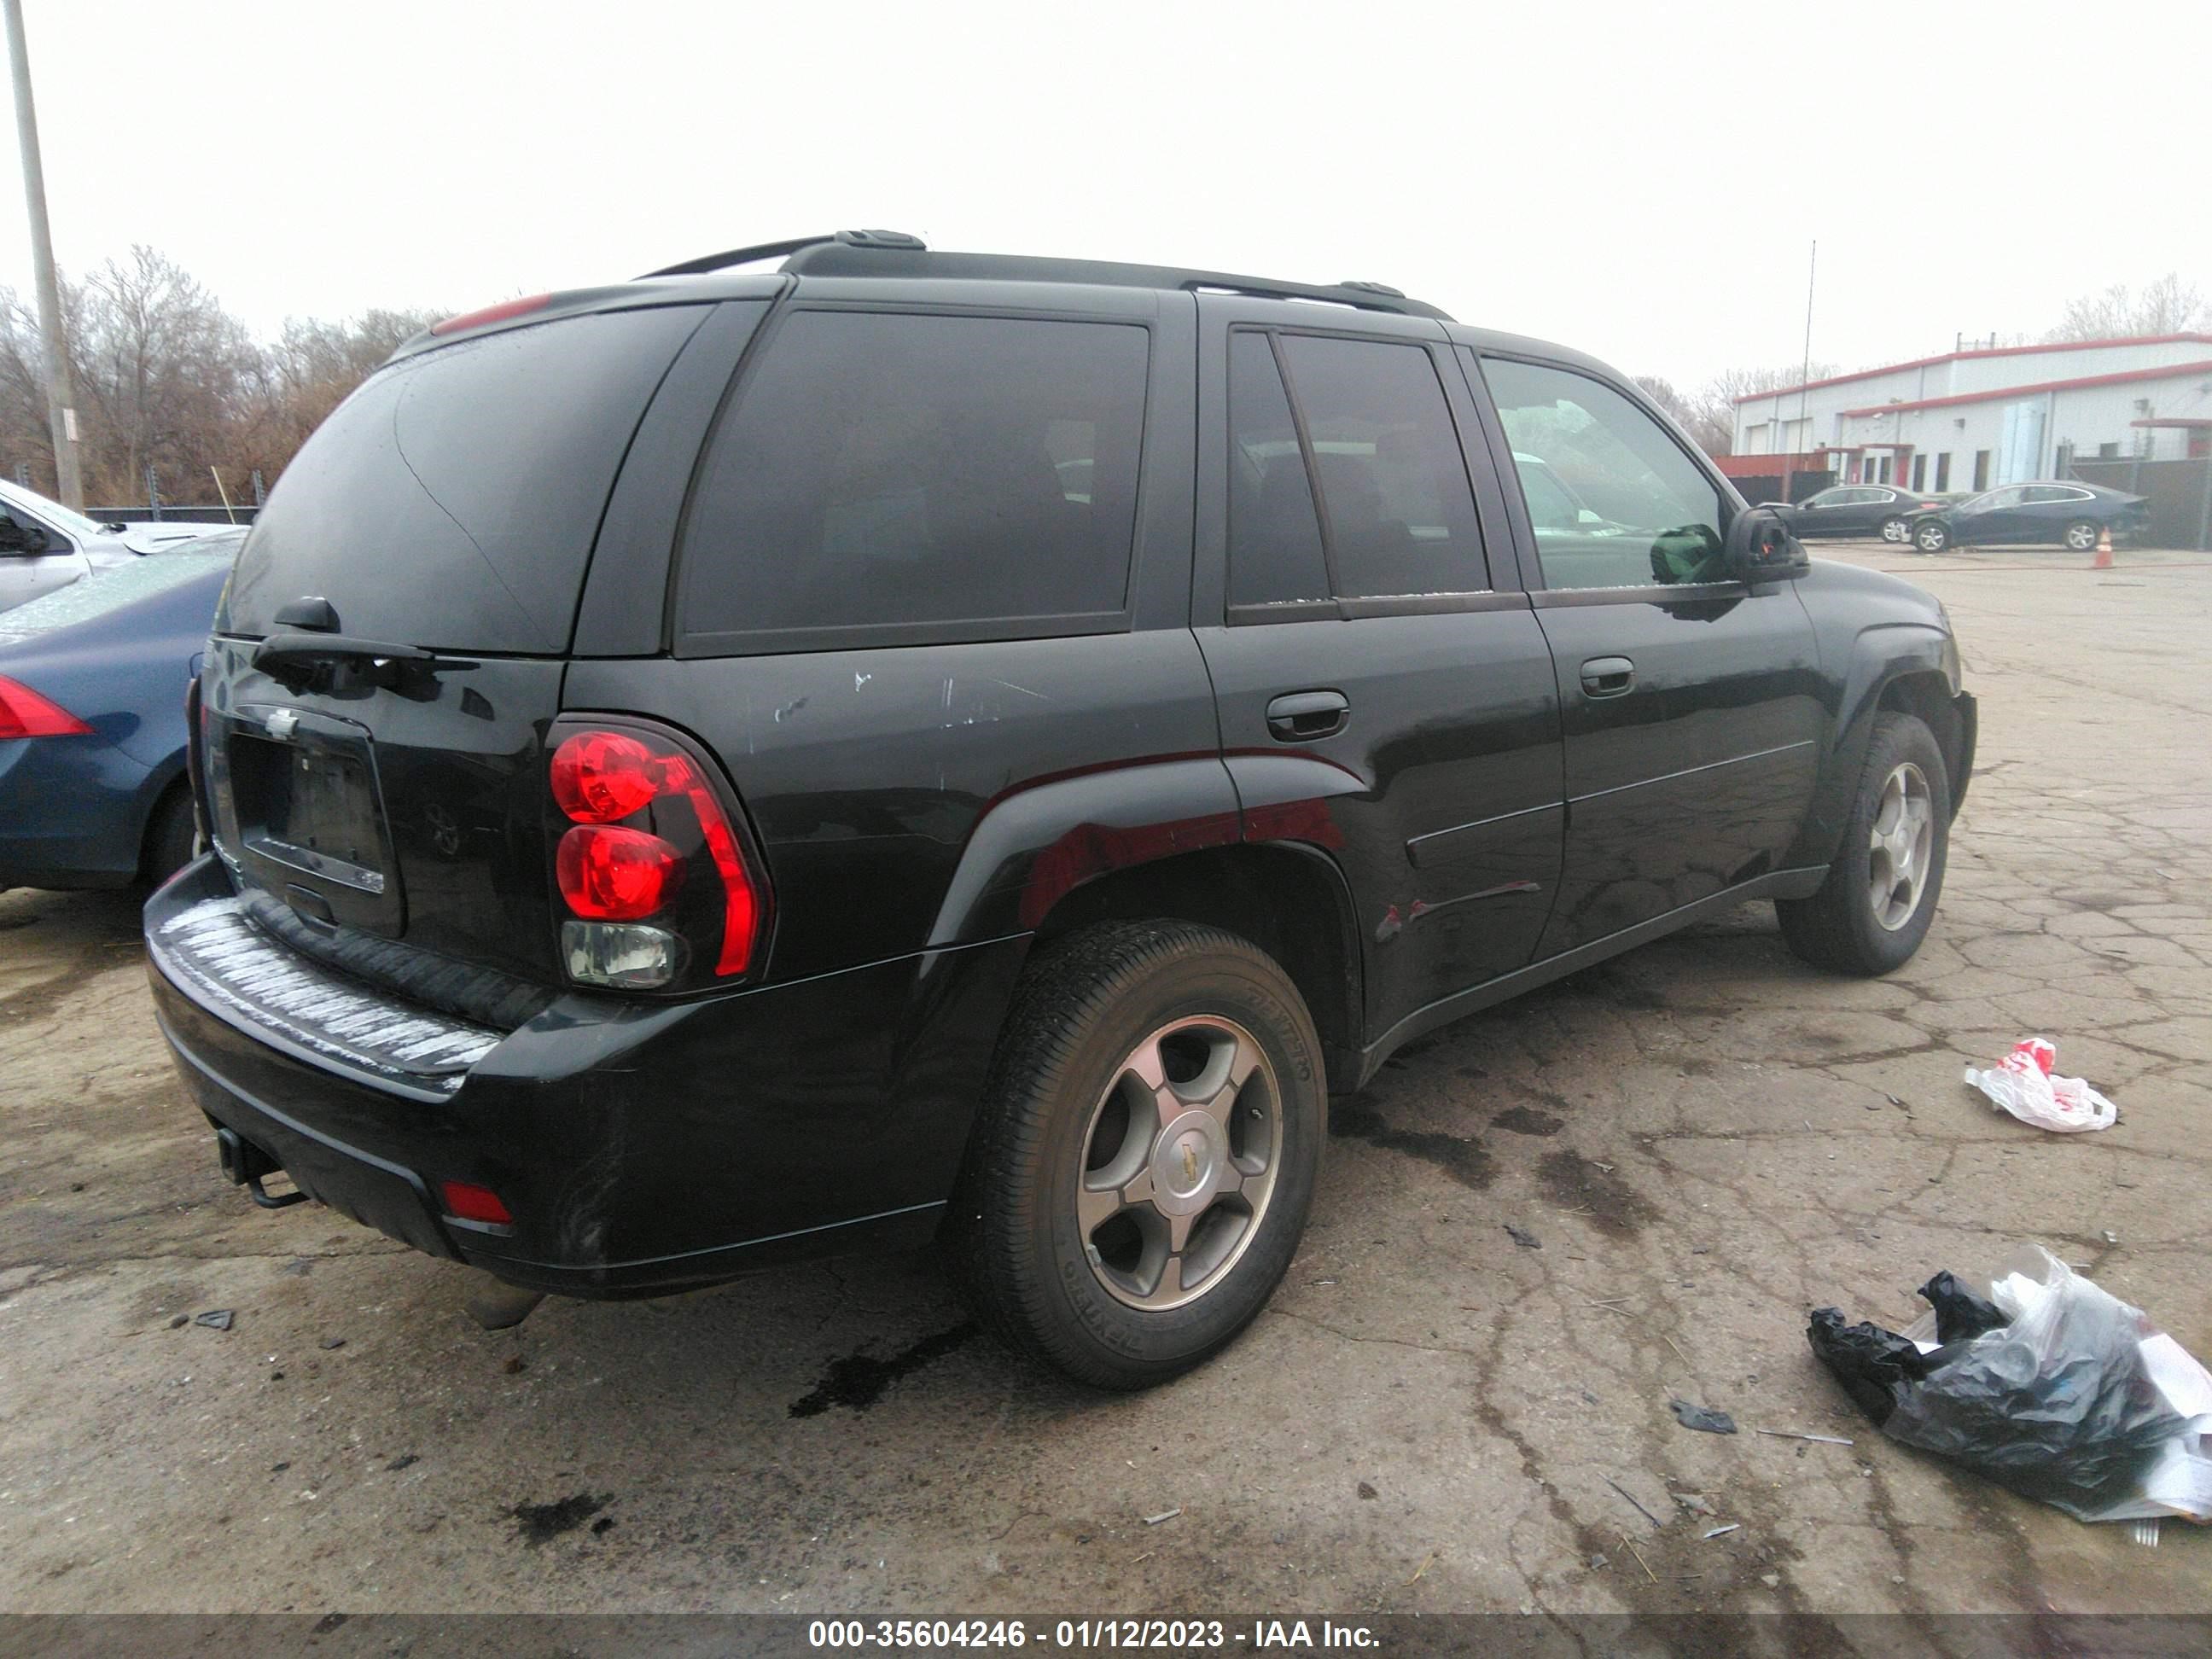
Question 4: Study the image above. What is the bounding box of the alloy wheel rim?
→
[2066,523,2097,550]
[1868,761,1935,932]
[1076,1015,1281,1311]
[1917,525,1944,552]
[1882,520,1906,543]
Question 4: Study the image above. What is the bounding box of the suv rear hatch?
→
[201,301,710,1000]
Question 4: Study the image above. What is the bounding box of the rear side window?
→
[224,306,708,653]
[678,311,1149,650]
[1277,335,1487,598]
[1227,331,1330,608]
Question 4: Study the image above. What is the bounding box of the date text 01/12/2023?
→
[805,1619,1382,1650]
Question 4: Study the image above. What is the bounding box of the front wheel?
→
[1912,520,1951,554]
[946,920,1325,1389]
[1879,515,1910,544]
[2064,520,2100,552]
[1778,712,1951,975]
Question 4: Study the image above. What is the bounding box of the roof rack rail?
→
[636,229,925,280]
[640,230,1449,320]
[782,240,1449,319]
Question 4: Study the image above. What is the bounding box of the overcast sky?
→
[3,0,2204,390]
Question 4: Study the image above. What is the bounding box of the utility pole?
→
[3,0,82,506]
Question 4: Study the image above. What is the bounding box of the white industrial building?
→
[1728,335,2212,495]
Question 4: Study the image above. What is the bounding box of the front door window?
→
[1481,358,1728,591]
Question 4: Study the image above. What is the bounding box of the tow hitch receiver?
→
[214,1125,308,1209]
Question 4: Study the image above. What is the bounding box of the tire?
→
[946,919,1326,1389]
[2063,520,2100,553]
[1912,519,1950,554]
[1879,516,1910,544]
[139,784,200,889]
[1777,712,1951,976]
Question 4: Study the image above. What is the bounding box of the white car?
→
[0,477,242,615]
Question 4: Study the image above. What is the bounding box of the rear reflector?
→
[429,293,553,336]
[439,1180,513,1225]
[0,675,92,739]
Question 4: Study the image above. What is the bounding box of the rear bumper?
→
[146,857,1026,1296]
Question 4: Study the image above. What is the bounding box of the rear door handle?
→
[1580,656,1634,697]
[1266,690,1349,742]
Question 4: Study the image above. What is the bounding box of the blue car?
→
[0,532,242,892]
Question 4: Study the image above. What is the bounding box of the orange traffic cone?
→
[2092,527,2115,569]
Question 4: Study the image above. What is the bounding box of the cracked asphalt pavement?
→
[2,543,2206,1617]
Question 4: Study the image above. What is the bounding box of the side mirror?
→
[1726,506,1808,582]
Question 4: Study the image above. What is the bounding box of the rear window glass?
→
[678,311,1148,649]
[1275,335,1487,597]
[223,306,707,653]
[1227,331,1330,608]
[0,548,235,643]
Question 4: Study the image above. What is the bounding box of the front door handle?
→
[1266,690,1349,742]
[1580,656,1634,698]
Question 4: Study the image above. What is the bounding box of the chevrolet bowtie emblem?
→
[1181,1142,1199,1186]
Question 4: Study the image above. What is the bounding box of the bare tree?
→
[0,247,441,504]
[2045,274,2209,341]
[1633,363,1839,457]
[73,246,259,503]
[1634,374,1735,457]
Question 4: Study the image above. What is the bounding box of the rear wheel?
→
[2064,520,2100,552]
[946,920,1325,1389]
[1879,515,1910,544]
[1778,712,1950,975]
[1912,519,1950,554]
[140,784,199,889]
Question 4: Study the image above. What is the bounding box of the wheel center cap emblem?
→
[1151,1110,1227,1213]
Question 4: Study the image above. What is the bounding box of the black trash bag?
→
[1918,1271,2006,1343]
[1808,1247,2207,1525]
[1806,1307,1943,1424]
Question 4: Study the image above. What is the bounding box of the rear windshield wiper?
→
[252,632,478,693]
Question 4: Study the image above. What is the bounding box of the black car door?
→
[2022,485,2093,543]
[1192,300,1564,1041]
[1467,352,1825,957]
[1794,486,1849,538]
[1957,486,2028,544]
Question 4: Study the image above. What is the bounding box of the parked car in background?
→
[1909,482,2150,553]
[1766,482,1947,544]
[0,529,243,892]
[0,477,238,614]
[145,233,1974,1389]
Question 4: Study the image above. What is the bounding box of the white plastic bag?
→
[1963,1036,2116,1132]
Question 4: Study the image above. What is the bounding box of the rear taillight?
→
[0,675,92,739]
[547,720,769,991]
[557,824,684,919]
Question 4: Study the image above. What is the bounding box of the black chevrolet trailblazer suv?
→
[148,231,1975,1388]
